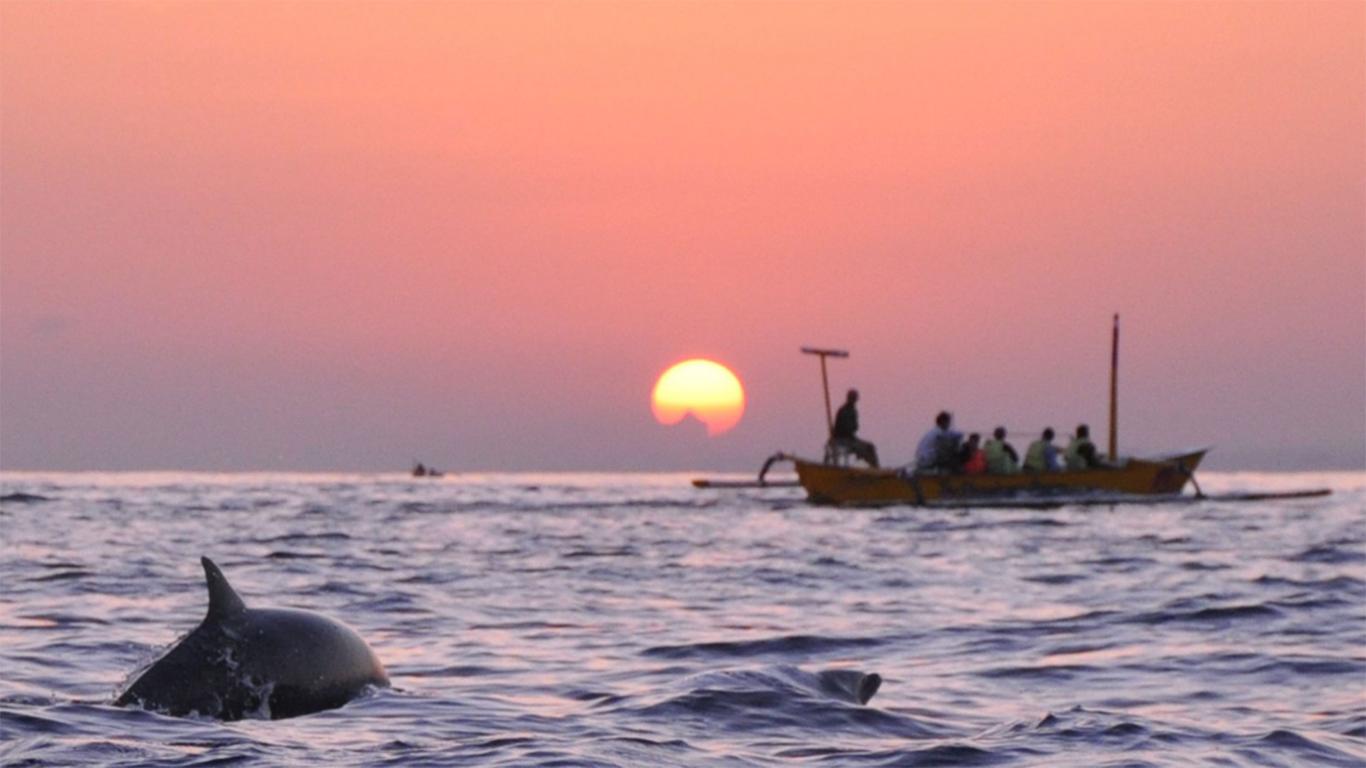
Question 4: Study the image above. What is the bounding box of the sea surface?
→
[1,471,1362,767]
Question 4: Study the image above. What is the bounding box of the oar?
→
[800,346,849,436]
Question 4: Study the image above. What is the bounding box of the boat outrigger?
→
[695,317,1328,507]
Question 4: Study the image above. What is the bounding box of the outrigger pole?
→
[800,346,849,435]
[1108,314,1119,462]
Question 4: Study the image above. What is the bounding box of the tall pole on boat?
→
[801,347,849,435]
[1108,314,1119,462]
[820,356,832,433]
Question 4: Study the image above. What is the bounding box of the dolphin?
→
[666,666,883,706]
[813,668,882,705]
[115,557,389,720]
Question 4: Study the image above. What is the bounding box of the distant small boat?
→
[411,462,444,478]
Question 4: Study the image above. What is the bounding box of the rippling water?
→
[1,471,1362,766]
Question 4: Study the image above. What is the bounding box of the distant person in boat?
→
[915,411,963,472]
[1024,428,1063,472]
[831,389,880,468]
[1065,424,1107,470]
[960,433,987,474]
[983,427,1021,474]
[412,462,443,478]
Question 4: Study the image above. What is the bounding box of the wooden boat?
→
[788,448,1208,507]
[696,318,1329,507]
[704,318,1232,507]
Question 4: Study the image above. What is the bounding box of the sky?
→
[2,1,1363,472]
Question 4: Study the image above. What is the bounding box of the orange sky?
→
[2,1,1362,470]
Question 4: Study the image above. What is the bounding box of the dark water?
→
[1,471,1362,767]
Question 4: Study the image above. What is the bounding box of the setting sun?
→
[651,359,745,436]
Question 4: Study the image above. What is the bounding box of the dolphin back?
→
[233,607,390,719]
[115,558,389,720]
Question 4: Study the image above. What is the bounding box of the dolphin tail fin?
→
[201,557,247,621]
[814,669,882,705]
[856,672,882,705]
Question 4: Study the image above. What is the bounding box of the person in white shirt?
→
[914,411,963,472]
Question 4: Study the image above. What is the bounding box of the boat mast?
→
[1108,314,1119,461]
[800,347,849,435]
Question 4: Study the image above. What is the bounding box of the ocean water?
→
[1,471,1362,767]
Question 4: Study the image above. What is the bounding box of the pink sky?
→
[2,1,1362,471]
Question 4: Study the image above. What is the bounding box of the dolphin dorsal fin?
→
[201,557,247,621]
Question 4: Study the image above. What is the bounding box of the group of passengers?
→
[830,389,1109,474]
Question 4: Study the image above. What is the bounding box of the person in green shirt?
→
[1025,428,1062,472]
[983,426,1020,474]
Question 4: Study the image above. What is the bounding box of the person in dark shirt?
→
[1065,424,1108,469]
[831,389,880,468]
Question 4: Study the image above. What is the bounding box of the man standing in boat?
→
[915,411,963,472]
[831,389,880,468]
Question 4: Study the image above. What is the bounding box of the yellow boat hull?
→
[793,450,1207,507]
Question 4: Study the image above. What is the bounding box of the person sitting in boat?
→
[960,433,987,474]
[831,389,880,468]
[983,426,1021,474]
[1024,428,1063,472]
[915,411,963,472]
[1065,424,1107,470]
